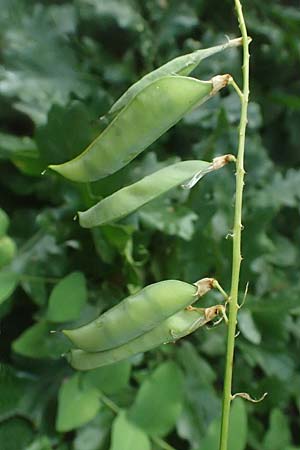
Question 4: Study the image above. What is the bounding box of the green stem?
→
[228,77,243,101]
[212,279,230,301]
[100,392,120,414]
[219,2,250,450]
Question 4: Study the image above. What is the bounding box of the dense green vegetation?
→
[0,1,299,449]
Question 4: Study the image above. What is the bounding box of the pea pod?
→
[66,305,224,370]
[49,74,230,182]
[78,155,234,228]
[108,37,242,117]
[62,278,214,352]
[78,160,209,228]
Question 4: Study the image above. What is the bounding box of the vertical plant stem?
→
[219,2,250,450]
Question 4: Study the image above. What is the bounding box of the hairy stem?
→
[219,1,250,450]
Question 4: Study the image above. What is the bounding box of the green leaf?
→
[228,399,248,450]
[47,271,87,323]
[244,346,295,381]
[0,270,18,305]
[0,208,10,236]
[263,409,291,450]
[176,342,219,447]
[25,436,52,450]
[83,361,131,395]
[197,412,222,450]
[129,361,184,436]
[239,310,261,344]
[12,321,69,359]
[140,200,198,241]
[0,132,41,175]
[0,236,17,268]
[36,102,100,166]
[78,0,144,33]
[0,364,28,419]
[109,411,151,450]
[0,418,34,450]
[0,4,91,123]
[268,236,297,267]
[200,399,247,450]
[74,411,113,450]
[56,374,100,432]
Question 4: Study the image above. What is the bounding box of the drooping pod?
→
[62,278,214,352]
[66,305,224,371]
[78,160,210,228]
[49,75,230,182]
[108,37,242,117]
[78,155,234,228]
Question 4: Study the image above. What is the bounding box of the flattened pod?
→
[79,154,234,228]
[66,305,222,371]
[49,75,230,182]
[62,278,214,352]
[108,38,242,116]
[78,160,211,228]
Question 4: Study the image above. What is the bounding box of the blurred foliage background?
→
[0,0,300,449]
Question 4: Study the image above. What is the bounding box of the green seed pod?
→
[0,209,9,238]
[78,155,234,228]
[108,38,242,117]
[0,236,16,268]
[62,278,214,352]
[78,160,210,228]
[49,75,230,182]
[66,305,223,371]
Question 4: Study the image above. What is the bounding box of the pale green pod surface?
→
[0,209,9,238]
[108,37,242,116]
[78,160,211,228]
[49,75,229,182]
[62,280,200,352]
[0,236,16,269]
[66,307,214,371]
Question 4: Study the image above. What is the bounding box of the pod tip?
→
[212,154,236,170]
[193,277,214,297]
[211,74,231,95]
[61,329,71,340]
[48,164,60,174]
